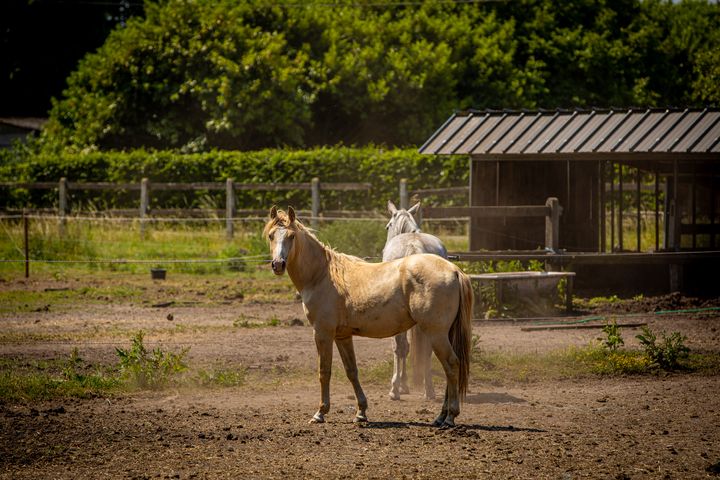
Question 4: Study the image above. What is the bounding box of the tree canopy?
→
[40,0,720,152]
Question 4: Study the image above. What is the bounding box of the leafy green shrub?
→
[636,326,690,370]
[601,319,624,351]
[115,331,189,389]
[0,147,468,212]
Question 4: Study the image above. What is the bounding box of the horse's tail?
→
[450,270,473,400]
[409,326,431,387]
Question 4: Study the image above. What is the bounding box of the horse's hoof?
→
[309,413,325,424]
[425,393,436,401]
[441,420,455,429]
[432,415,446,427]
[388,391,400,401]
[399,385,410,395]
[353,414,368,423]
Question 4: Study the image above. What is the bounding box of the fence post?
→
[311,177,320,229]
[226,178,235,240]
[545,197,561,271]
[399,178,408,209]
[23,208,29,279]
[140,178,149,238]
[58,177,67,237]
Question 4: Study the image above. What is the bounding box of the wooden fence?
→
[1,177,372,239]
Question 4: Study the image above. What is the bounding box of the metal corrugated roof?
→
[419,108,720,158]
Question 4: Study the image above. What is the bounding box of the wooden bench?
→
[469,271,575,316]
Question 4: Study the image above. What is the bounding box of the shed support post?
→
[654,169,660,252]
[669,159,682,292]
[636,165,641,252]
[226,178,235,241]
[545,197,561,271]
[311,177,320,229]
[618,164,624,251]
[58,177,67,238]
[610,163,615,251]
[598,161,606,253]
[140,178,149,239]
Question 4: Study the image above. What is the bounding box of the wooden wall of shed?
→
[470,159,599,251]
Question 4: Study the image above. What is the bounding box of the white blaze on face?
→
[271,226,292,275]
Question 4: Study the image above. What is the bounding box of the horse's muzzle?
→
[271,259,286,275]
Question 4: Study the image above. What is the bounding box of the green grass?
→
[3,342,719,402]
[0,356,122,402]
[0,217,270,275]
[472,344,720,384]
[0,216,472,277]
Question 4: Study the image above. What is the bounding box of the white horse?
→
[265,206,472,427]
[383,201,447,401]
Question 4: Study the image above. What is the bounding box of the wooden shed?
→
[419,108,720,295]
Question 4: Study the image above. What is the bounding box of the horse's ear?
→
[270,205,278,219]
[408,202,421,215]
[387,201,397,215]
[288,206,296,223]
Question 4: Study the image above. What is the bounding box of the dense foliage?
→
[0,147,467,211]
[39,0,720,152]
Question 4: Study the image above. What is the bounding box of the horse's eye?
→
[269,233,274,241]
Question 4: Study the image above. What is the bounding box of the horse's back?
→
[382,232,447,261]
[397,254,462,319]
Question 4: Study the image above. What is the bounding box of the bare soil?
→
[1,275,720,479]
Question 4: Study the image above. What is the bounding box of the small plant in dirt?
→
[636,326,690,370]
[196,367,246,387]
[115,331,189,389]
[600,319,624,351]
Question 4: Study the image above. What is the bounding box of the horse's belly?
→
[346,307,414,339]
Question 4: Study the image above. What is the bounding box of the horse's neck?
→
[287,229,332,292]
[388,215,420,241]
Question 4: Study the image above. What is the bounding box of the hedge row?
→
[0,147,468,212]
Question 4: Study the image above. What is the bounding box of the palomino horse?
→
[383,201,447,401]
[265,206,472,427]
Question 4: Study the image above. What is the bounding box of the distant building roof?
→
[419,108,720,159]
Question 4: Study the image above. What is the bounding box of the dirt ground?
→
[1,275,720,479]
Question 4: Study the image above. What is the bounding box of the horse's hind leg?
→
[335,335,368,422]
[389,332,410,400]
[429,335,460,428]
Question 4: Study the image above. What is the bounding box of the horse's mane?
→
[264,210,365,294]
[392,211,421,235]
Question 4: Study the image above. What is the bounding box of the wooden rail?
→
[1,178,372,237]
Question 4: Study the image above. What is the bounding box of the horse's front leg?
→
[335,335,368,422]
[389,332,410,400]
[310,329,334,424]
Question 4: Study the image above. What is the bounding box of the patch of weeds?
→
[266,317,281,327]
[115,331,189,389]
[636,326,690,370]
[0,351,120,401]
[195,366,246,387]
[361,359,394,385]
[571,344,650,375]
[600,319,624,351]
[587,295,621,307]
[233,314,264,328]
[472,344,653,383]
